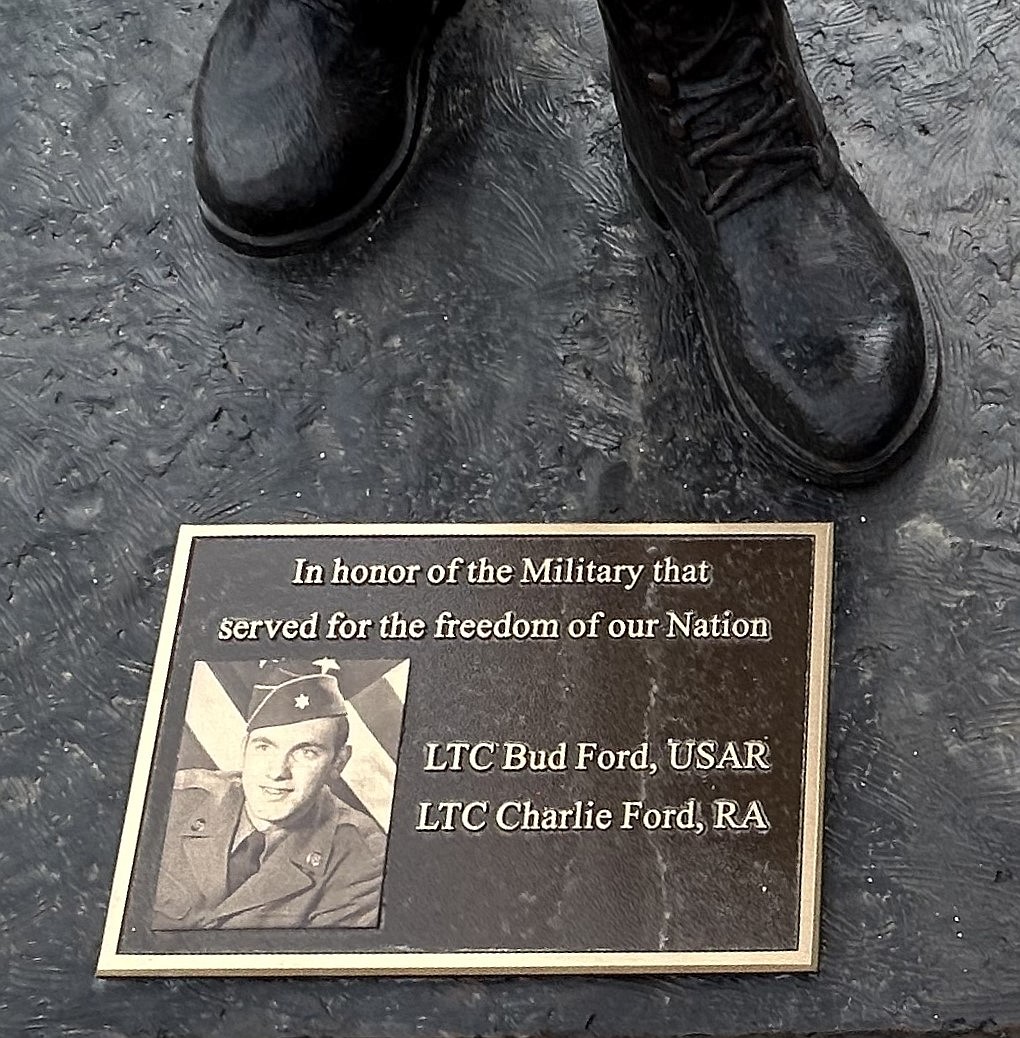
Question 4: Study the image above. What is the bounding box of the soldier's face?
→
[241,717,345,825]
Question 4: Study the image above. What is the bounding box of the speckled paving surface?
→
[1,0,1018,1035]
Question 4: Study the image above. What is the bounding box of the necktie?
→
[226,830,266,895]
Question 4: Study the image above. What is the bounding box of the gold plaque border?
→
[97,521,833,977]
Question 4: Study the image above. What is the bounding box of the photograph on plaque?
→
[151,658,406,933]
[99,522,832,976]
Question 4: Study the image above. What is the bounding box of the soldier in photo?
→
[152,671,386,930]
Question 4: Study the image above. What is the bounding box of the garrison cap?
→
[246,672,347,732]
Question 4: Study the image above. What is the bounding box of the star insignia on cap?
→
[313,657,340,674]
[294,693,311,710]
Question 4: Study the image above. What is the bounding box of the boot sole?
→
[198,0,462,258]
[625,152,941,487]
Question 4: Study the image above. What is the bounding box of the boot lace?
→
[644,4,821,220]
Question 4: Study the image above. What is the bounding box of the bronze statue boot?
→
[193,0,457,256]
[598,0,938,484]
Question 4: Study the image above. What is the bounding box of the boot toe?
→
[195,101,382,241]
[748,303,930,479]
[719,174,935,481]
[194,65,405,243]
[191,0,435,252]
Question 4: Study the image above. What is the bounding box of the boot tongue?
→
[633,2,821,219]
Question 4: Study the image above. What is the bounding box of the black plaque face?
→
[98,522,832,976]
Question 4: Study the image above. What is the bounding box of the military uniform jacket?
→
[152,769,386,931]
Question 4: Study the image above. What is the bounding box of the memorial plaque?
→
[98,522,832,976]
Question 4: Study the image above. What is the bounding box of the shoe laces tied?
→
[646,4,820,220]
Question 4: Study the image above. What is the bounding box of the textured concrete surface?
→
[0,0,1018,1035]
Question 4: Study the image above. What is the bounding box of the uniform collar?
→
[231,804,309,860]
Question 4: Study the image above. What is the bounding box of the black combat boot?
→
[193,0,456,256]
[598,0,938,484]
